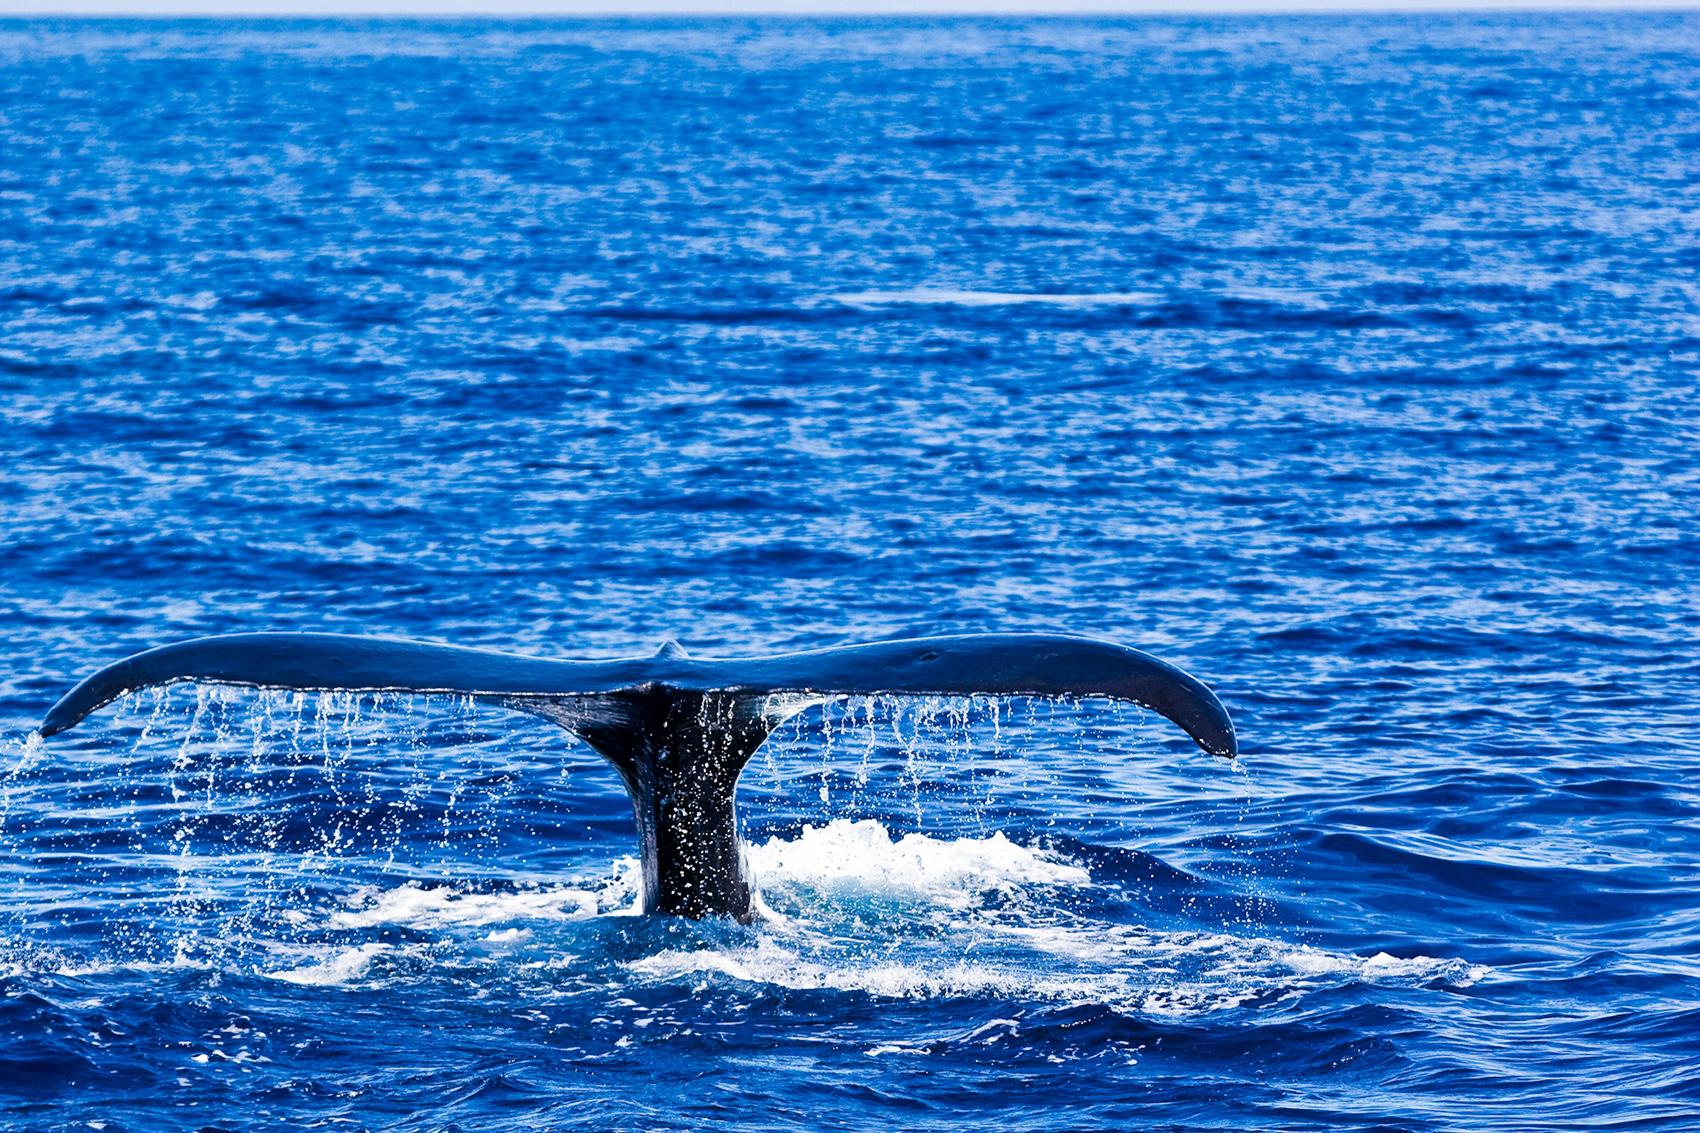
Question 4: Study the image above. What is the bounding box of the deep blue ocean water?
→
[1,13,1698,1131]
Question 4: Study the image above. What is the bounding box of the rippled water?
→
[2,14,1698,1132]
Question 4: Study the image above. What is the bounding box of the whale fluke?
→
[39,632,1235,919]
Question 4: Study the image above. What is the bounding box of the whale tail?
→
[38,632,1236,920]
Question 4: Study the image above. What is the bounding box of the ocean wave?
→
[828,289,1163,307]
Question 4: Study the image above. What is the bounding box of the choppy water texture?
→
[2,13,1699,1132]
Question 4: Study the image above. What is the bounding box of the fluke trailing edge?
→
[39,632,1236,920]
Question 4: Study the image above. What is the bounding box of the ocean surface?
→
[2,13,1698,1132]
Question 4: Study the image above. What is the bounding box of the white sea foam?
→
[626,923,1485,1017]
[326,859,641,930]
[988,921,1488,990]
[267,942,391,987]
[745,819,1090,910]
[627,939,1107,1002]
[330,884,601,929]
